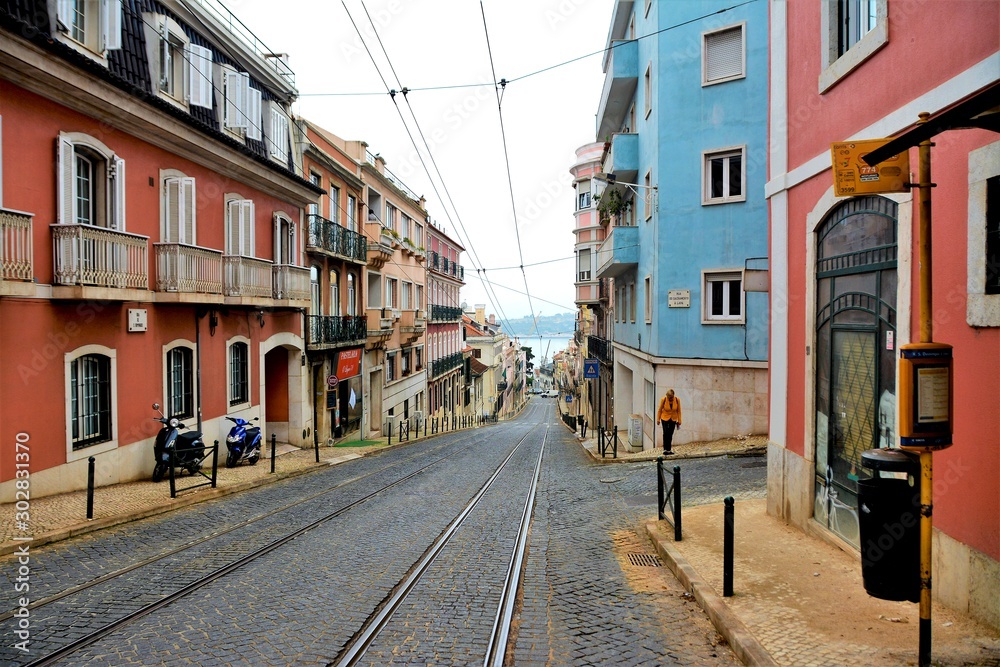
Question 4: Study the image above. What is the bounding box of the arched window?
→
[70,353,112,449]
[228,339,250,407]
[165,346,194,419]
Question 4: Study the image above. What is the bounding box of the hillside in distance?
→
[502,312,576,337]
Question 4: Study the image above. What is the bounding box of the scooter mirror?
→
[152,403,160,410]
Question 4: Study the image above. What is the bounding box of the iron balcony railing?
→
[430,304,463,322]
[51,223,148,289]
[223,255,271,297]
[431,352,464,378]
[154,243,224,294]
[306,214,367,263]
[272,264,310,301]
[306,315,367,348]
[1,209,32,281]
[588,334,613,365]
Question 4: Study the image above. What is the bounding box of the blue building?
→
[592,0,769,449]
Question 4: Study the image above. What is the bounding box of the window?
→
[703,24,745,86]
[401,281,411,310]
[70,353,112,449]
[330,269,340,316]
[347,194,357,231]
[986,176,1000,295]
[385,277,398,309]
[629,282,636,322]
[267,103,290,163]
[229,340,250,407]
[820,0,887,92]
[644,170,653,219]
[387,353,396,382]
[401,214,411,240]
[162,172,196,244]
[166,346,193,419]
[577,180,591,209]
[274,213,295,265]
[643,63,652,118]
[307,173,321,218]
[402,349,411,375]
[367,271,382,308]
[57,0,122,55]
[578,248,592,282]
[644,275,652,323]
[385,203,396,233]
[413,222,423,247]
[347,273,357,316]
[967,142,1000,326]
[645,380,655,418]
[416,284,423,311]
[225,196,254,256]
[416,346,423,370]
[58,133,125,230]
[310,265,321,315]
[703,147,745,204]
[330,186,340,224]
[703,271,744,323]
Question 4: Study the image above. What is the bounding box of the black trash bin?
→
[858,448,921,603]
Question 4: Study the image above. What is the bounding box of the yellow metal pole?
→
[916,112,934,667]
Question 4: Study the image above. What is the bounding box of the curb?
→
[580,441,766,464]
[646,521,777,667]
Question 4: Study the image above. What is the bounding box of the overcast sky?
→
[229,0,613,323]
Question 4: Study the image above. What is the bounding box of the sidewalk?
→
[646,500,1000,667]
[0,439,401,556]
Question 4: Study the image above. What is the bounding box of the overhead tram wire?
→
[349,0,516,331]
[479,0,541,349]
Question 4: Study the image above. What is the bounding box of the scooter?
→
[225,415,262,468]
[151,403,204,483]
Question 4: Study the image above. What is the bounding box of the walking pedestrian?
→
[656,389,682,454]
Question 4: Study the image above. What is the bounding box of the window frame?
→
[643,62,652,119]
[644,275,652,323]
[819,0,888,93]
[225,194,255,256]
[702,146,746,205]
[967,140,1000,326]
[227,337,251,409]
[56,0,123,60]
[163,341,195,421]
[161,169,196,245]
[702,22,746,87]
[58,132,125,231]
[64,345,118,461]
[702,270,745,324]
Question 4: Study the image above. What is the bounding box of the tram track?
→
[8,425,524,667]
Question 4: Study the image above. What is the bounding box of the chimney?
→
[489,314,496,326]
[475,304,486,325]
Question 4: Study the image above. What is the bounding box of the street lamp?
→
[594,172,658,212]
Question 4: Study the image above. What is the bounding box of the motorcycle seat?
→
[177,432,203,445]
[245,427,261,437]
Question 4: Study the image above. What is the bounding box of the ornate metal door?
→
[814,196,898,546]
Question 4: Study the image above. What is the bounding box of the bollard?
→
[270,432,276,474]
[388,420,393,446]
[657,457,664,521]
[673,465,682,541]
[211,440,219,488]
[314,428,320,462]
[86,456,95,520]
[724,496,735,597]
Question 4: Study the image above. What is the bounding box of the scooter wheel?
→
[187,463,201,475]
[152,462,167,483]
[226,453,238,468]
[248,454,259,466]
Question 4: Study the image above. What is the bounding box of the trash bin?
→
[858,448,921,603]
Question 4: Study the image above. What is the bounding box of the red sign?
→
[336,348,362,379]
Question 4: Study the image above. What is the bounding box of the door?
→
[814,196,898,547]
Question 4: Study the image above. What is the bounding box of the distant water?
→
[517,336,571,367]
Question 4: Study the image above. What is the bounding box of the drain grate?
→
[626,553,663,567]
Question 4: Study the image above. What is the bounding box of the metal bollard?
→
[388,420,393,446]
[673,465,682,541]
[657,457,664,521]
[270,433,276,474]
[314,427,320,462]
[211,440,219,488]
[87,456,95,519]
[724,496,735,597]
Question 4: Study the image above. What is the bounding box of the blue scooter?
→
[225,415,262,468]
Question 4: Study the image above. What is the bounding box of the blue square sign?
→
[583,359,599,379]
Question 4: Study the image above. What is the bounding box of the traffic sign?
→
[831,139,909,197]
[583,359,599,379]
[327,374,339,389]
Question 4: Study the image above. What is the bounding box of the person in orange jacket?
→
[656,389,682,454]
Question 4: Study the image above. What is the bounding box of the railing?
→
[588,334,612,365]
[51,223,148,289]
[272,264,310,300]
[657,458,682,541]
[430,304,463,322]
[1,209,32,281]
[223,255,271,297]
[306,214,367,263]
[366,151,421,201]
[306,315,367,347]
[154,243,223,294]
[431,352,464,378]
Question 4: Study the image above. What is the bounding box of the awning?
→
[863,82,1000,166]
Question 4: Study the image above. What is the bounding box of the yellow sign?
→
[831,139,910,197]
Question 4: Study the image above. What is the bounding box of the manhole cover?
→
[626,553,662,567]
[741,460,767,468]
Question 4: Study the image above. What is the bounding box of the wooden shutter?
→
[226,200,239,254]
[111,156,125,230]
[58,135,75,225]
[240,200,254,256]
[101,0,122,51]
[165,178,180,242]
[224,71,247,129]
[705,27,743,82]
[181,177,195,243]
[270,107,288,161]
[246,87,262,140]
[187,44,214,109]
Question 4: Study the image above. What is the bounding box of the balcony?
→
[365,221,393,269]
[1,209,33,296]
[365,306,393,349]
[431,352,464,379]
[596,39,638,139]
[588,334,613,366]
[603,132,638,185]
[51,223,148,299]
[272,264,310,305]
[430,304,463,322]
[306,214,368,264]
[154,243,224,302]
[306,315,367,350]
[399,309,426,343]
[595,224,638,278]
[223,255,271,299]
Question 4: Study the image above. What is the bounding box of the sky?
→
[227,0,614,322]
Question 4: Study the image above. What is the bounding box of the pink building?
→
[767,1,999,629]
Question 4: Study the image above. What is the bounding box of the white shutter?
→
[58,135,75,225]
[226,200,239,254]
[181,177,196,244]
[240,200,254,256]
[705,27,743,82]
[56,0,72,30]
[101,0,123,51]
[187,44,214,109]
[270,107,288,161]
[111,156,125,230]
[246,87,262,141]
[165,178,180,242]
[224,71,249,129]
[159,31,170,87]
